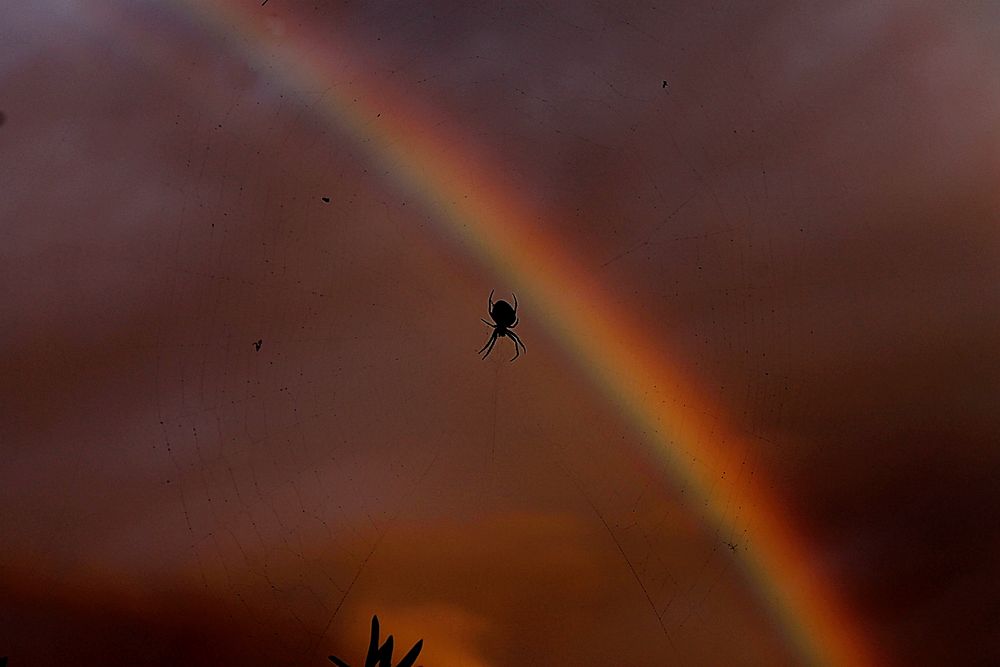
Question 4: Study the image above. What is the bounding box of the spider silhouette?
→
[479,289,525,361]
[329,615,422,667]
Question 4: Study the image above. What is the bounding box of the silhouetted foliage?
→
[329,615,422,667]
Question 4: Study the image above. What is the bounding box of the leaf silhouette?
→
[329,615,423,667]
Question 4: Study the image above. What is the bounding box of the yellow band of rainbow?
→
[141,2,881,664]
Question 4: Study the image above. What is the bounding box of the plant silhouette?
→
[329,615,423,667]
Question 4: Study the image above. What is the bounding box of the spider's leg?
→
[509,330,525,353]
[506,331,524,362]
[512,292,517,313]
[510,316,519,328]
[479,331,498,356]
[488,289,495,311]
[481,318,496,328]
[482,334,498,359]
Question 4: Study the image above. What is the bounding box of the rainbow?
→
[134,2,880,664]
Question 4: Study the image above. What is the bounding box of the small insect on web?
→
[479,289,526,362]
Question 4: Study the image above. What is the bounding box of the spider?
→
[479,289,525,361]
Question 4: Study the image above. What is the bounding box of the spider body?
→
[480,289,525,361]
[489,300,517,328]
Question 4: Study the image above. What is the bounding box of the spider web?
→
[4,1,999,666]
[0,2,823,665]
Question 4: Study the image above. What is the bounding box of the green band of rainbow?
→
[145,2,880,664]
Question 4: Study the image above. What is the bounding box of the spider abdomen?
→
[491,301,516,327]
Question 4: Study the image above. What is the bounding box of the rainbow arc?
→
[151,3,880,664]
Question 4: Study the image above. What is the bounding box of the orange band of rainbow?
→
[142,3,880,664]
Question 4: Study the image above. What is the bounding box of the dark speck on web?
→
[322,197,330,203]
[253,339,262,351]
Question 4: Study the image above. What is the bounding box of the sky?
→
[1,0,999,665]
